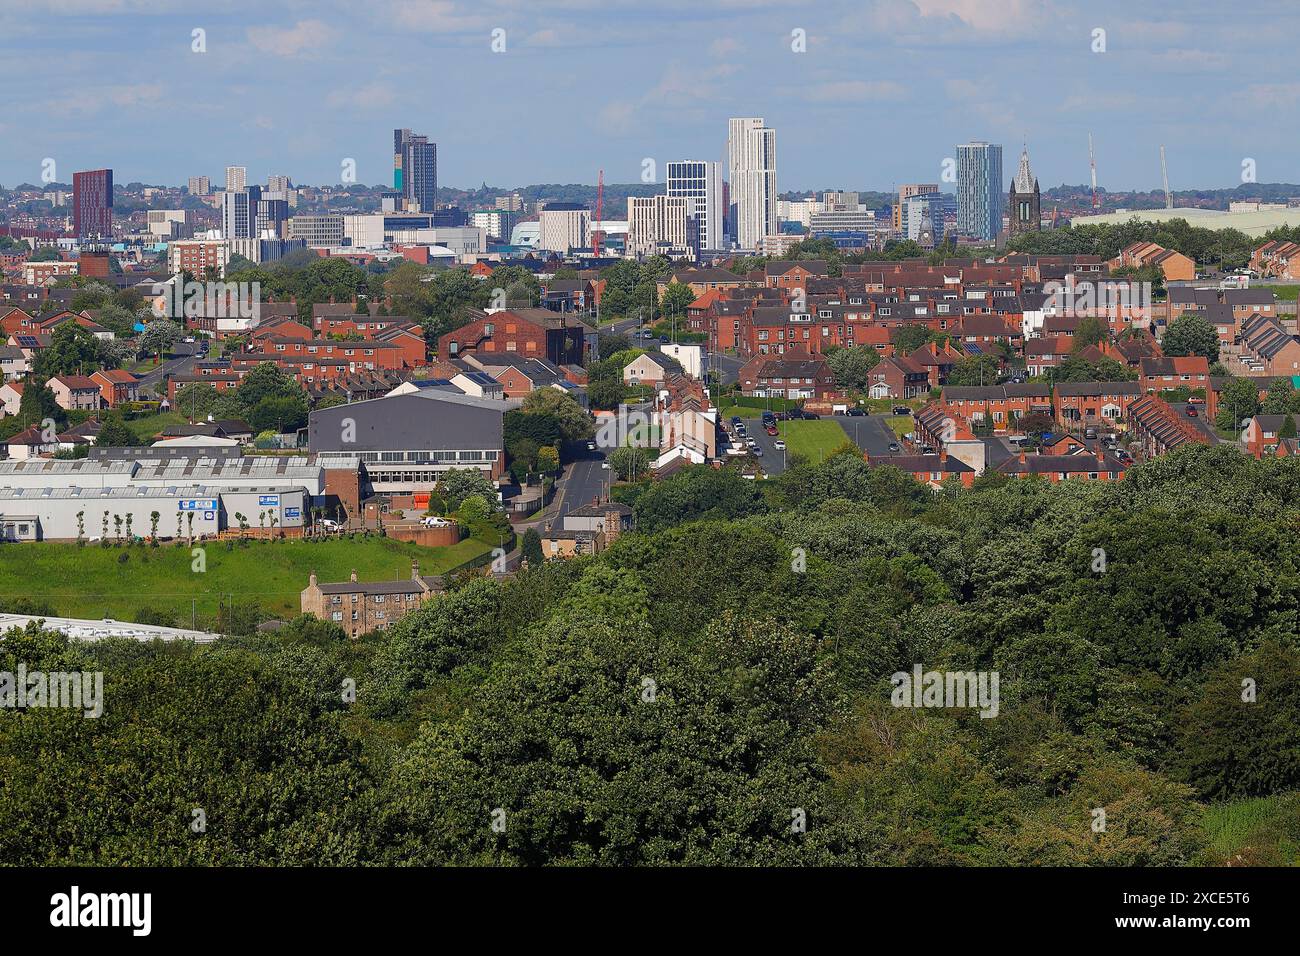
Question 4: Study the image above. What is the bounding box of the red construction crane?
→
[592,169,605,258]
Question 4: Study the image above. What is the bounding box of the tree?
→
[136,319,184,359]
[174,382,222,421]
[1162,312,1221,363]
[437,469,501,512]
[33,322,107,378]
[17,379,64,429]
[236,361,300,408]
[1214,376,1259,430]
[608,445,654,481]
[587,376,627,412]
[944,354,1002,387]
[892,325,930,354]
[248,394,309,433]
[659,282,695,321]
[518,389,593,441]
[824,345,880,390]
[1073,315,1109,350]
[598,332,632,360]
[1261,378,1300,415]
[536,445,560,473]
[95,415,135,447]
[521,528,544,566]
[633,465,767,533]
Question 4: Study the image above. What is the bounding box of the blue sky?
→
[1,0,1296,193]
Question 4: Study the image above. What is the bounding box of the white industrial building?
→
[0,453,363,542]
[0,484,310,542]
[0,613,222,643]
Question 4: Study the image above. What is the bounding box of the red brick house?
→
[737,352,838,401]
[438,308,587,366]
[995,449,1126,481]
[1139,355,1215,418]
[1052,381,1142,425]
[90,369,140,408]
[1127,394,1214,457]
[868,354,929,399]
[940,384,1053,430]
[765,261,829,290]
[864,450,976,487]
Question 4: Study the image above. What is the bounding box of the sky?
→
[1,0,1297,194]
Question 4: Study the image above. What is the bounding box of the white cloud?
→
[247,19,335,57]
[388,0,491,33]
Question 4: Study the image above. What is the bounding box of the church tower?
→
[1008,146,1040,237]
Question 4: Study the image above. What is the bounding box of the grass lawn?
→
[774,420,850,463]
[1268,284,1299,301]
[0,536,495,623]
[123,411,187,443]
[885,414,914,438]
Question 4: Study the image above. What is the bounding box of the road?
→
[546,443,611,530]
[736,414,901,476]
[137,353,197,395]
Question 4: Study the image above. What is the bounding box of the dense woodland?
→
[2,443,1297,865]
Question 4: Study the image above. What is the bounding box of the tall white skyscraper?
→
[225,166,247,192]
[727,117,777,251]
[667,160,724,254]
[956,142,1003,242]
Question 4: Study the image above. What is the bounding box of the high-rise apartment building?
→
[956,142,1003,242]
[393,128,437,212]
[225,166,247,192]
[221,185,262,239]
[894,184,939,230]
[188,176,211,197]
[626,195,690,259]
[537,203,590,254]
[727,117,777,250]
[73,169,113,239]
[666,160,724,254]
[267,175,293,193]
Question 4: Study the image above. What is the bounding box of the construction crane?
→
[1088,133,1099,210]
[591,169,605,258]
[1160,145,1172,209]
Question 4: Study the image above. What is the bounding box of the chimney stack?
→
[309,570,317,588]
[411,560,420,581]
[349,569,358,583]
[1018,449,1027,465]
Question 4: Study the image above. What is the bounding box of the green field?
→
[123,411,187,443]
[0,536,495,623]
[774,420,850,463]
[1199,793,1300,865]
[884,414,914,438]
[1268,284,1299,301]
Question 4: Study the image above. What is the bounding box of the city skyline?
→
[3,0,1299,192]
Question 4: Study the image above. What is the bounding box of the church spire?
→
[1014,146,1035,194]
